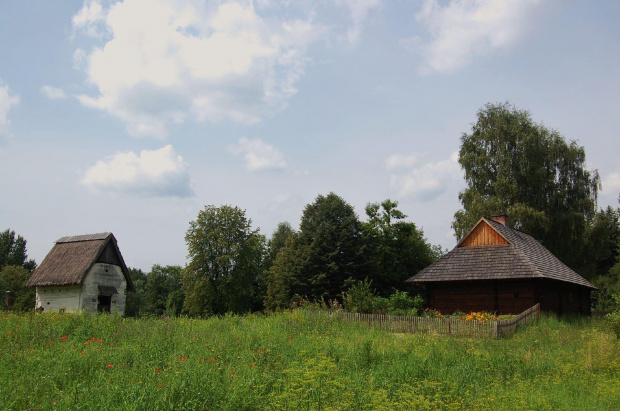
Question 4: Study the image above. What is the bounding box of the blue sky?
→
[1,0,619,271]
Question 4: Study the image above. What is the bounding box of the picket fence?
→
[308,303,540,338]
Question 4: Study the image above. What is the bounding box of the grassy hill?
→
[1,310,619,410]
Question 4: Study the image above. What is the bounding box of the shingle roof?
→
[406,218,596,289]
[27,233,134,291]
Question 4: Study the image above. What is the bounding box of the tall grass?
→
[1,311,619,410]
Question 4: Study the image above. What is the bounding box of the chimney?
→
[491,214,509,227]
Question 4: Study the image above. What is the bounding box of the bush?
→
[605,294,620,338]
[343,278,376,314]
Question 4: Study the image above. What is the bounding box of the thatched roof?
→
[27,233,135,292]
[406,217,596,289]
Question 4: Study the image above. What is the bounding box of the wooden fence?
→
[309,303,540,338]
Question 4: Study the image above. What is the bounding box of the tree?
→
[265,193,368,308]
[124,268,147,317]
[265,222,296,268]
[363,199,441,295]
[453,102,600,272]
[0,229,36,272]
[0,265,34,311]
[145,265,184,316]
[182,205,265,316]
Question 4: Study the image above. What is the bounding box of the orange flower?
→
[210,357,215,363]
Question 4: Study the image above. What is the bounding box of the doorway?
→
[97,295,112,313]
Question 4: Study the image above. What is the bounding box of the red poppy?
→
[156,369,162,374]
[90,338,95,342]
[60,335,68,341]
[107,364,113,368]
[210,357,215,363]
[97,339,103,343]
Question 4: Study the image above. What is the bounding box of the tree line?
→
[3,102,620,315]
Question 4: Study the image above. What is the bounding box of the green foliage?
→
[124,268,146,317]
[453,102,600,272]
[0,229,36,272]
[605,294,620,339]
[342,278,376,314]
[265,193,369,308]
[145,265,183,316]
[1,311,619,409]
[0,265,34,311]
[183,205,265,316]
[363,199,440,296]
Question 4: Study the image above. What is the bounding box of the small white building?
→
[27,233,134,315]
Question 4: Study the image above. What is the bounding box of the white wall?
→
[35,285,82,312]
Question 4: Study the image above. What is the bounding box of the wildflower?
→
[60,335,68,341]
[334,369,338,373]
[231,372,236,376]
[90,338,95,342]
[107,364,113,369]
[97,339,102,343]
[17,328,20,331]
[236,340,239,344]
[156,369,162,374]
[210,357,215,363]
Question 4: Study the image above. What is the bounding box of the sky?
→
[1,0,619,271]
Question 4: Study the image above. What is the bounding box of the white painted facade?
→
[35,263,128,315]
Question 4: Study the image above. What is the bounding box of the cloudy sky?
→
[1,0,619,271]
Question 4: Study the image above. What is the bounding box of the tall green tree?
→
[145,265,184,316]
[265,193,368,308]
[183,205,265,316]
[0,229,36,272]
[453,102,600,271]
[363,199,441,295]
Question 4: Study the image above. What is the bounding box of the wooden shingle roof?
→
[27,233,135,291]
[406,218,596,289]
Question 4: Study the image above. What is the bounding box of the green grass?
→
[1,311,619,410]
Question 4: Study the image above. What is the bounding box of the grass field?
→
[1,310,619,410]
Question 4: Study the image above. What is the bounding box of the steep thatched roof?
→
[406,218,596,289]
[27,233,135,292]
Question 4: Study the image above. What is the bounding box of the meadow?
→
[1,310,619,410]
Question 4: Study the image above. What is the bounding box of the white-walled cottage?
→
[27,233,134,315]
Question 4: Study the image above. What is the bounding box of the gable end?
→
[458,219,510,247]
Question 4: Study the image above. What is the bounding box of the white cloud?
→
[41,86,67,100]
[228,137,287,171]
[73,0,323,138]
[404,0,540,74]
[73,0,107,37]
[0,80,20,143]
[385,152,421,170]
[81,145,194,197]
[601,173,620,199]
[336,0,382,44]
[388,151,462,201]
[73,48,87,69]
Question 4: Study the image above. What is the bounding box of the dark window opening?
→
[97,295,112,313]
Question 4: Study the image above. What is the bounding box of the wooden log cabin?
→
[405,215,596,315]
[27,233,134,315]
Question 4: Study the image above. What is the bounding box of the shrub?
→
[343,278,376,314]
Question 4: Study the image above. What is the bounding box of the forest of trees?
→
[2,102,619,316]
